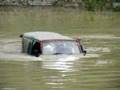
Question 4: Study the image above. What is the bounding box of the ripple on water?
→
[86,47,111,53]
[80,35,120,39]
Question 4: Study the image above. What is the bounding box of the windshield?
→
[42,41,80,55]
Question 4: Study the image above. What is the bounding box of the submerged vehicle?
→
[20,32,86,57]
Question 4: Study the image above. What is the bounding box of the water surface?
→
[0,35,120,90]
[0,9,120,90]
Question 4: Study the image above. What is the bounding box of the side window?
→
[23,38,31,53]
[27,41,33,54]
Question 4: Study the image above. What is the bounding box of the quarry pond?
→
[0,9,120,90]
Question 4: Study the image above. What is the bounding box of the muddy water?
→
[0,37,100,61]
[0,35,120,90]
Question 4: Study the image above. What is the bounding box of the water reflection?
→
[44,75,65,89]
[41,55,78,89]
[41,55,79,71]
[30,55,79,89]
[0,57,120,90]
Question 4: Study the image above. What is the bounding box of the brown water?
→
[0,35,120,90]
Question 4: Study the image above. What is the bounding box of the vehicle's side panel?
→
[22,37,32,53]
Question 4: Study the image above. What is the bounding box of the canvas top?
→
[23,31,73,41]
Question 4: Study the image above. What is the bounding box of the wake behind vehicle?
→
[20,32,86,57]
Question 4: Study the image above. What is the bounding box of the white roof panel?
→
[23,32,73,41]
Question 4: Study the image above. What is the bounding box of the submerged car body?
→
[20,32,86,57]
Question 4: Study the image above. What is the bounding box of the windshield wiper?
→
[53,52,64,55]
[53,52,73,55]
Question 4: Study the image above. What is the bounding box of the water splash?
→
[0,38,42,61]
[0,38,100,61]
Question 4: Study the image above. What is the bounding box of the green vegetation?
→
[83,0,107,11]
[0,8,120,38]
[0,0,120,11]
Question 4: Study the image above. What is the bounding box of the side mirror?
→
[76,38,87,56]
[83,50,87,56]
[80,45,87,56]
[19,34,23,38]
